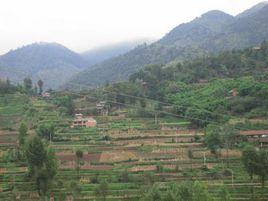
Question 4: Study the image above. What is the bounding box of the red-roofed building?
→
[71,114,97,128]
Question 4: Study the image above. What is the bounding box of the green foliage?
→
[242,145,259,179]
[18,122,28,147]
[141,184,162,201]
[26,136,47,169]
[171,77,267,126]
[37,79,44,95]
[95,180,109,201]
[205,124,236,154]
[23,77,33,94]
[142,181,214,201]
[118,170,130,183]
[75,149,83,178]
[75,149,83,159]
[36,123,55,141]
[53,95,75,115]
[205,125,222,154]
[242,146,268,187]
[0,79,17,94]
[3,148,20,162]
[70,43,268,127]
[256,150,268,187]
[69,181,82,199]
[25,136,58,196]
[91,43,268,126]
[217,186,231,201]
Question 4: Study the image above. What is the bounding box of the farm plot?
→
[1,94,268,201]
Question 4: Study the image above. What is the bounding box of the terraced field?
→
[1,94,268,200]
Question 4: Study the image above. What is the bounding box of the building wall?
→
[85,120,96,127]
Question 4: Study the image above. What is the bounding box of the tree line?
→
[0,77,45,95]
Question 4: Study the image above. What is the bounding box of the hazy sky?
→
[0,0,265,54]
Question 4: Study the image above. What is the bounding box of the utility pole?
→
[203,152,206,166]
[154,112,158,125]
[231,169,234,188]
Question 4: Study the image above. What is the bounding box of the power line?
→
[52,89,260,131]
[66,81,230,120]
[0,67,250,128]
[0,65,231,121]
[64,89,222,125]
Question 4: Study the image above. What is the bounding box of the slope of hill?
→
[81,39,151,66]
[236,1,268,18]
[67,3,268,88]
[0,42,89,89]
[159,10,235,46]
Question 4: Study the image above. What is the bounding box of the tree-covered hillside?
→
[92,42,268,127]
[0,42,89,89]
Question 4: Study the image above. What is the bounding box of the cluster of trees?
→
[0,79,17,94]
[25,136,58,196]
[0,77,45,95]
[22,77,44,95]
[205,124,237,155]
[98,75,267,127]
[17,122,58,198]
[130,41,268,92]
[53,94,75,115]
[141,181,230,201]
[242,145,268,188]
[37,123,55,141]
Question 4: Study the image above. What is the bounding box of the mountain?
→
[236,1,268,18]
[81,39,151,66]
[159,10,235,46]
[0,42,89,89]
[67,2,268,88]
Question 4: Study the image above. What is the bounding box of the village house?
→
[42,92,51,98]
[71,113,97,128]
[239,130,268,147]
[96,101,108,116]
[230,89,238,97]
[198,79,209,84]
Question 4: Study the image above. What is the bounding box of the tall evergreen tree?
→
[37,79,44,95]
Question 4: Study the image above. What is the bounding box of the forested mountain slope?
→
[98,42,268,126]
[67,3,268,88]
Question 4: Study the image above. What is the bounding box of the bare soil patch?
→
[99,150,137,163]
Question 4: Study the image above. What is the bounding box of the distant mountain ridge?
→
[1,2,268,90]
[236,1,268,18]
[66,2,268,88]
[81,39,151,66]
[0,40,150,89]
[159,10,235,46]
[0,42,89,89]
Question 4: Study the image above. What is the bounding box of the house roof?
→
[73,117,96,122]
[239,130,268,136]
